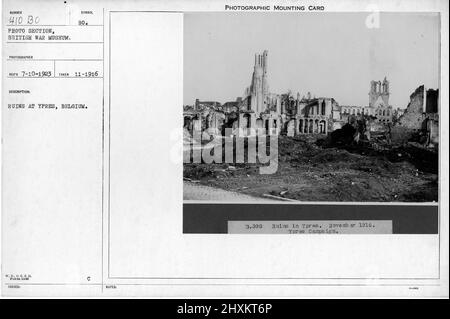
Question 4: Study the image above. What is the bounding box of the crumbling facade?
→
[281,95,340,136]
[340,77,393,125]
[393,85,439,147]
[235,50,342,136]
[237,50,282,136]
[369,78,390,108]
[396,85,439,130]
[248,50,270,114]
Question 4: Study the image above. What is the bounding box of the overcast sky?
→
[184,12,440,108]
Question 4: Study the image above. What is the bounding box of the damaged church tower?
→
[368,76,393,123]
[249,50,269,115]
[369,77,390,108]
[237,50,283,136]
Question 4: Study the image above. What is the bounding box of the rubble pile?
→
[184,134,438,202]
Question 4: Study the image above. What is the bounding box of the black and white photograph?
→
[183,12,440,203]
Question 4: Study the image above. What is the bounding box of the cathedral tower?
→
[249,50,269,115]
[369,76,390,108]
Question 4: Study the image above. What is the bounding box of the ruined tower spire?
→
[383,76,389,94]
[263,50,268,75]
[262,50,269,96]
[249,50,270,115]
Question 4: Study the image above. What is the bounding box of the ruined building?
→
[393,85,439,147]
[237,50,341,136]
[248,50,270,114]
[369,78,390,108]
[184,50,348,137]
[340,77,393,124]
[183,51,432,141]
[370,77,393,123]
[239,50,282,135]
[194,99,221,111]
[281,94,340,136]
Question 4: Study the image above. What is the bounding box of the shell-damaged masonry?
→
[183,51,439,202]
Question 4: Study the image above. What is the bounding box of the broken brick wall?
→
[397,85,425,129]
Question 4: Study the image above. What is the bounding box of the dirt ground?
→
[183,135,438,202]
